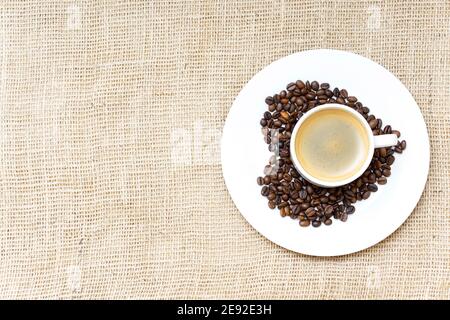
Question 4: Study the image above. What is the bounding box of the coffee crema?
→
[294,108,370,182]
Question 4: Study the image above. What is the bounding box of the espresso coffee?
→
[294,108,370,182]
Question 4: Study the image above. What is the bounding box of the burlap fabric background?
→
[0,0,448,299]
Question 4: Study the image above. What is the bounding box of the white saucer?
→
[221,49,429,256]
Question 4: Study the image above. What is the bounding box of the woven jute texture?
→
[0,0,448,299]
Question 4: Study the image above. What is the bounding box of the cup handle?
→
[373,134,398,148]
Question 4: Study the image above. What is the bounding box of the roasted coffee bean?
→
[346,205,355,214]
[400,140,407,150]
[257,177,263,186]
[268,201,276,209]
[320,196,329,203]
[305,207,316,217]
[305,93,315,100]
[374,160,383,169]
[280,111,289,120]
[340,213,348,222]
[312,220,321,227]
[333,87,340,97]
[394,146,403,153]
[369,119,378,129]
[324,205,334,215]
[382,169,391,177]
[265,96,274,105]
[294,80,304,89]
[290,189,299,198]
[299,190,308,200]
[306,185,314,194]
[300,220,310,227]
[362,191,371,199]
[311,81,320,91]
[293,180,302,190]
[321,83,330,90]
[377,119,382,129]
[286,82,297,91]
[379,147,387,158]
[347,96,357,103]
[261,186,269,196]
[285,206,292,215]
[367,184,378,192]
[386,155,395,165]
[324,219,332,226]
[377,176,387,185]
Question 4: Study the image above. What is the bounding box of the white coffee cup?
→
[290,104,398,187]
